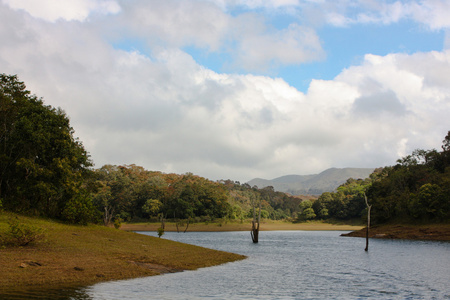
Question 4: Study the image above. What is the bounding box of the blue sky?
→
[1,0,450,182]
[182,18,446,92]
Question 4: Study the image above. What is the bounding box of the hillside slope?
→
[247,167,375,195]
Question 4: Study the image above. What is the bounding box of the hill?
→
[247,168,375,195]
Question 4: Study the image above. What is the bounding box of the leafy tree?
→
[0,74,92,220]
[297,200,316,221]
[142,199,163,217]
[367,131,450,224]
[62,192,96,225]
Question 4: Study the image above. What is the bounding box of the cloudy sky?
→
[1,0,450,182]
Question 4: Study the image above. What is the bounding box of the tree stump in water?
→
[251,220,259,243]
[364,193,372,252]
[250,193,262,243]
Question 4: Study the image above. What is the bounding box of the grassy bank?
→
[0,212,246,293]
[341,223,450,241]
[121,219,364,232]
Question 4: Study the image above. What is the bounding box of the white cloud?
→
[115,1,324,71]
[233,23,325,71]
[2,0,120,22]
[0,1,449,182]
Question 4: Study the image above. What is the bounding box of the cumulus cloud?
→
[232,23,324,71]
[107,0,324,71]
[323,0,450,30]
[2,0,120,22]
[0,1,449,182]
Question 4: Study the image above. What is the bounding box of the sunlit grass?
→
[0,212,246,292]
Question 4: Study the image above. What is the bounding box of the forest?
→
[1,73,449,227]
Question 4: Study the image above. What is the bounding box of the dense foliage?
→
[305,133,450,224]
[89,165,232,224]
[0,74,93,221]
[367,133,450,224]
[306,174,378,222]
[87,165,307,225]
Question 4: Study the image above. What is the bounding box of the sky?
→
[1,0,450,183]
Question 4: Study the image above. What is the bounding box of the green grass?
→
[0,212,246,292]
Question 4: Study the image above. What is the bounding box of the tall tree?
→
[0,74,92,220]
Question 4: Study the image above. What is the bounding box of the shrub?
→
[1,217,45,247]
[114,217,122,229]
[157,227,164,238]
[62,193,95,225]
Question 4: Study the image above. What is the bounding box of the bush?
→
[1,217,45,247]
[157,227,164,238]
[62,193,95,225]
[114,217,122,229]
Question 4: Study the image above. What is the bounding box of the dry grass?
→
[0,212,246,293]
[121,219,364,232]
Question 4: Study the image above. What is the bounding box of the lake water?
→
[3,231,450,299]
[86,231,450,299]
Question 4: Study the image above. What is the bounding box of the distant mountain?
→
[247,168,375,195]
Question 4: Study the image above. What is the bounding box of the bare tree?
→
[104,206,114,226]
[250,194,261,243]
[183,217,190,233]
[364,193,372,251]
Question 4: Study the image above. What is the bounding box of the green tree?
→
[297,200,316,221]
[142,199,163,217]
[0,74,92,220]
[367,132,450,224]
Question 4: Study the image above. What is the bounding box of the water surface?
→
[85,231,450,299]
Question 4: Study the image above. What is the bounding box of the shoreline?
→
[122,221,450,242]
[0,213,246,294]
[4,214,448,296]
[341,224,450,241]
[121,221,364,232]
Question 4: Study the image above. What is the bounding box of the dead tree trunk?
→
[251,195,261,243]
[160,212,165,230]
[104,206,114,226]
[364,193,372,252]
[183,217,190,233]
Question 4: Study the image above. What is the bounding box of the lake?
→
[85,231,450,299]
[3,231,450,299]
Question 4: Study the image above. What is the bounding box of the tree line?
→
[297,134,450,224]
[88,165,307,225]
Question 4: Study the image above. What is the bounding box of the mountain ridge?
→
[247,167,375,195]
